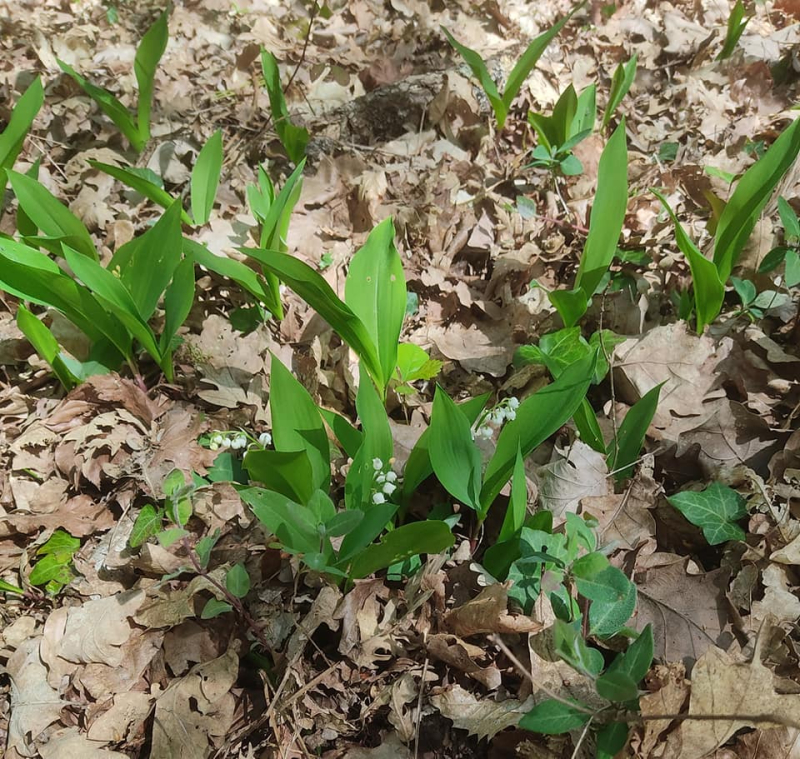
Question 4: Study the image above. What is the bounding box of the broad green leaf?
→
[514,327,587,378]
[519,699,591,735]
[440,28,505,126]
[548,286,590,327]
[0,76,44,192]
[244,449,315,504]
[270,354,330,493]
[16,304,81,389]
[573,398,605,453]
[481,351,596,510]
[428,386,483,511]
[89,160,193,225]
[129,504,162,548]
[402,393,490,502]
[8,170,97,260]
[596,670,639,702]
[325,510,363,538]
[64,245,161,361]
[261,49,309,164]
[248,248,383,387]
[597,723,630,759]
[57,59,142,150]
[134,10,169,145]
[574,119,628,299]
[732,276,756,306]
[110,200,184,321]
[608,624,654,684]
[587,567,637,636]
[502,3,585,122]
[345,218,406,394]
[602,54,637,129]
[345,364,393,510]
[778,196,800,240]
[319,407,363,459]
[572,84,596,135]
[394,343,442,385]
[191,129,223,226]
[201,598,233,619]
[667,482,747,545]
[553,618,605,675]
[498,445,527,542]
[653,189,725,333]
[714,117,800,283]
[786,250,800,287]
[571,551,609,579]
[337,501,399,564]
[160,254,196,373]
[29,553,74,587]
[607,382,663,481]
[38,529,80,556]
[239,487,319,555]
[157,527,189,548]
[349,520,454,579]
[225,563,250,598]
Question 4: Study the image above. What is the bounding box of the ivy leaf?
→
[667,482,747,545]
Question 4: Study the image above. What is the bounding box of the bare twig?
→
[285,2,320,91]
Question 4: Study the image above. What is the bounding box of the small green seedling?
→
[759,197,800,287]
[29,529,80,594]
[654,116,800,332]
[392,343,443,395]
[90,129,224,227]
[667,482,748,545]
[0,76,44,197]
[58,10,169,152]
[602,54,637,129]
[442,2,585,130]
[717,0,751,61]
[528,84,596,176]
[261,49,309,164]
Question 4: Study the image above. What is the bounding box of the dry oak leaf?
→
[639,662,689,756]
[677,645,800,759]
[87,692,154,744]
[38,727,129,758]
[631,555,733,665]
[150,647,238,759]
[426,633,502,690]
[445,583,542,637]
[429,684,534,741]
[6,637,64,758]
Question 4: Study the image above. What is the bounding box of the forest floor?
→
[1,0,800,757]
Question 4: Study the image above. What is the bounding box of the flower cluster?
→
[207,429,272,451]
[473,396,520,440]
[371,457,399,505]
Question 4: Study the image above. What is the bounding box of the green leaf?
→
[602,54,637,129]
[574,119,628,300]
[716,0,750,61]
[57,59,142,151]
[571,551,609,579]
[110,200,184,321]
[548,287,590,327]
[607,382,663,481]
[270,354,330,493]
[502,3,585,122]
[519,699,591,735]
[240,487,319,555]
[38,529,80,556]
[653,189,725,333]
[337,501,399,564]
[573,398,606,453]
[129,504,162,548]
[156,527,189,548]
[244,449,315,504]
[225,563,251,598]
[429,385,483,511]
[201,598,233,619]
[89,160,193,225]
[609,624,654,684]
[597,722,630,759]
[8,170,97,260]
[348,521,454,579]
[134,10,169,145]
[778,196,800,240]
[394,343,442,385]
[514,327,588,378]
[786,250,800,287]
[732,276,757,306]
[246,248,383,388]
[261,49,309,163]
[325,510,364,538]
[481,351,596,510]
[191,130,223,226]
[16,304,81,389]
[0,76,44,192]
[195,530,221,568]
[667,482,747,545]
[440,28,505,126]
[402,393,489,502]
[29,553,74,587]
[498,445,527,542]
[319,407,364,459]
[587,567,637,637]
[0,578,24,595]
[596,669,639,702]
[345,218,406,394]
[714,117,800,283]
[159,254,196,378]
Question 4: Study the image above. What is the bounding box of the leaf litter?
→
[1,0,800,756]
